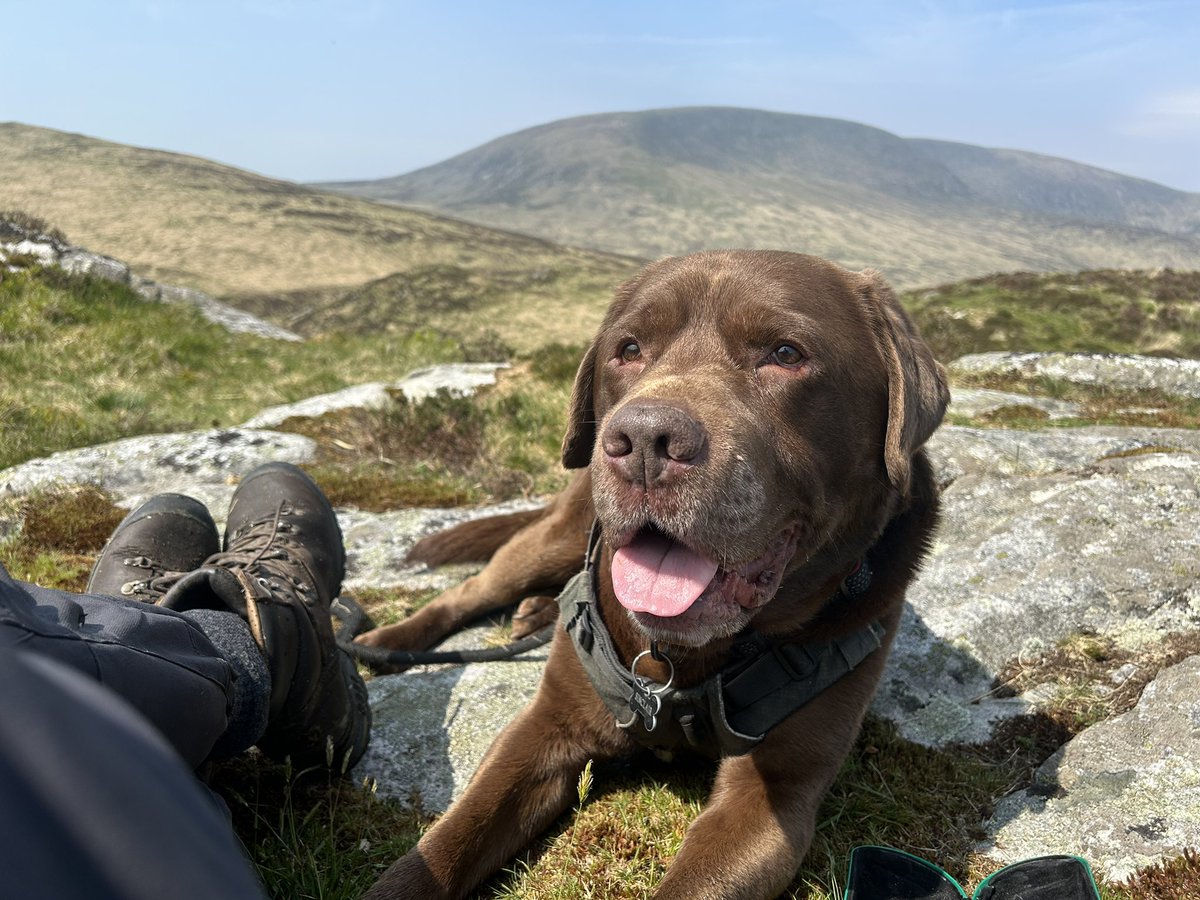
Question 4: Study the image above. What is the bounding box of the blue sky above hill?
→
[6,0,1199,191]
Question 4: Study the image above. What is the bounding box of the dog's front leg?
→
[653,646,892,900]
[355,478,593,668]
[362,633,629,900]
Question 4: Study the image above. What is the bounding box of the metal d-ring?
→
[617,647,676,732]
[630,648,675,690]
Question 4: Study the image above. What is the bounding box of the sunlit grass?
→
[0,267,464,470]
[905,269,1200,364]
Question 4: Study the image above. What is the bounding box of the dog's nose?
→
[601,402,708,486]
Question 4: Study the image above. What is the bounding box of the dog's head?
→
[562,251,948,647]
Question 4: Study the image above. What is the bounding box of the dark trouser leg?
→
[0,648,268,900]
[0,563,266,768]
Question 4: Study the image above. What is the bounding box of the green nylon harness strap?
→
[558,528,886,759]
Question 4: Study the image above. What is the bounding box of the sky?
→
[4,0,1199,192]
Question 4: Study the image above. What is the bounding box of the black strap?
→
[721,621,885,738]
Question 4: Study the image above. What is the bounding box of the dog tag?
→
[627,680,663,732]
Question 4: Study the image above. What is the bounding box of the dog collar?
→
[557,526,885,759]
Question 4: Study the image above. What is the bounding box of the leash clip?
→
[618,647,675,732]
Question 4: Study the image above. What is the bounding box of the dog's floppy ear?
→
[561,340,599,469]
[561,274,644,469]
[858,270,950,495]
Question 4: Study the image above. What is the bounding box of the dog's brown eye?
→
[619,341,642,363]
[770,344,804,367]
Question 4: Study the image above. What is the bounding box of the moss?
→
[18,485,126,554]
[948,374,1200,432]
[0,485,125,592]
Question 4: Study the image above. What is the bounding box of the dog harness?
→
[558,527,886,759]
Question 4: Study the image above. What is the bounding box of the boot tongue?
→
[611,531,719,618]
[158,566,251,615]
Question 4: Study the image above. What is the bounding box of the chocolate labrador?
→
[360,250,948,900]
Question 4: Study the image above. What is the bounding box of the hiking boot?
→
[87,493,220,602]
[158,463,370,771]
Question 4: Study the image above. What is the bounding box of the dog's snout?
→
[602,402,708,486]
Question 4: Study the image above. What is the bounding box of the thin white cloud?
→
[1126,88,1200,135]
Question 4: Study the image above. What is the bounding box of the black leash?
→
[331,594,554,667]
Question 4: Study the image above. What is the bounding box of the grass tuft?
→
[0,209,67,243]
[210,754,426,900]
[949,374,1200,432]
[0,485,125,591]
[990,630,1200,733]
[281,367,575,512]
[19,485,126,554]
[1122,849,1200,899]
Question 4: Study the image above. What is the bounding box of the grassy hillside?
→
[905,268,1200,362]
[909,138,1200,235]
[0,123,639,351]
[324,107,1200,287]
[235,257,630,350]
[4,261,1197,477]
[0,266,463,471]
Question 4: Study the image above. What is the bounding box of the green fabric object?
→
[844,846,1101,900]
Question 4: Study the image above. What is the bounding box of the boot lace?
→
[114,553,190,601]
[204,501,314,602]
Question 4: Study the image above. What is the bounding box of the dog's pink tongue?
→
[611,532,719,617]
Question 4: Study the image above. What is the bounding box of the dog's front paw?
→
[362,849,451,900]
[511,595,558,638]
[352,625,418,675]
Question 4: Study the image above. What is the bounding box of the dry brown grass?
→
[990,631,1200,734]
[1,123,639,352]
[1123,850,1200,899]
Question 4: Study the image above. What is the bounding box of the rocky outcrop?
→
[980,655,1200,881]
[880,430,1200,746]
[924,424,1200,484]
[357,646,547,812]
[951,352,1200,400]
[0,219,301,341]
[0,363,533,593]
[0,428,316,518]
[947,387,1082,420]
[243,363,509,429]
[146,283,302,342]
